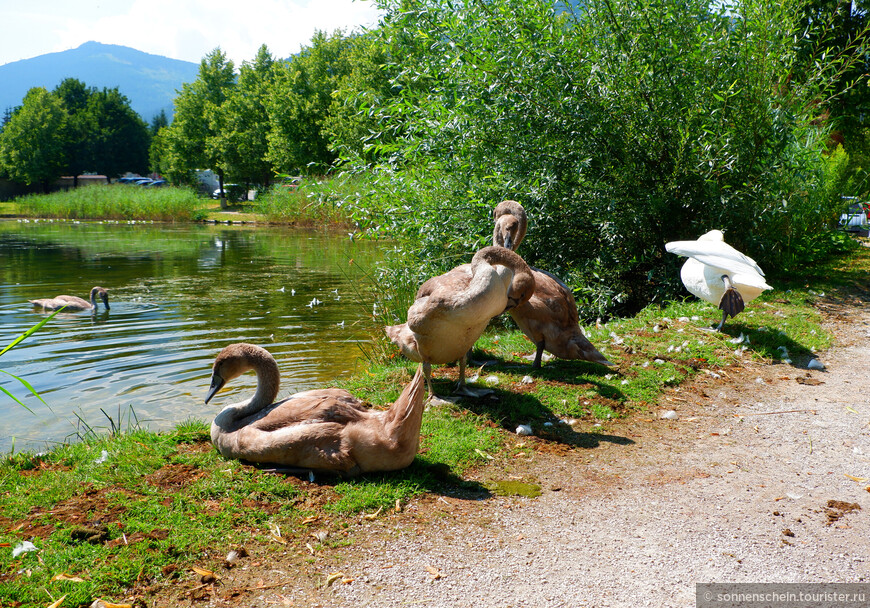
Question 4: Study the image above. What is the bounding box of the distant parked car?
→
[134,178,154,186]
[116,176,143,184]
[145,179,167,188]
[839,197,870,231]
[212,184,248,202]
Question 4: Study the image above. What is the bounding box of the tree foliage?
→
[88,87,150,177]
[163,48,236,189]
[347,0,868,318]
[0,79,149,185]
[156,32,394,188]
[267,31,356,175]
[0,88,67,190]
[221,45,278,187]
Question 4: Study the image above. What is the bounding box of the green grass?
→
[255,174,363,225]
[7,175,367,226]
[13,183,207,222]
[0,201,23,216]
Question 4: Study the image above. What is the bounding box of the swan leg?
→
[531,341,545,369]
[716,275,745,331]
[453,353,493,399]
[423,361,460,406]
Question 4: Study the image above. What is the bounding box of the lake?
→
[0,219,387,453]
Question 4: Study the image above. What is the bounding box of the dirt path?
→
[214,297,870,608]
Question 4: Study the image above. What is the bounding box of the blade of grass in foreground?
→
[0,307,64,412]
[0,307,64,357]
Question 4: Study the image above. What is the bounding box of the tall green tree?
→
[323,32,397,162]
[267,30,355,175]
[88,88,150,178]
[0,87,67,191]
[53,78,96,187]
[164,48,236,192]
[218,45,278,188]
[150,109,169,135]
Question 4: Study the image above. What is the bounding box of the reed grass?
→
[255,174,364,225]
[14,184,207,222]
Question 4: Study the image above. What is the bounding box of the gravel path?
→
[220,297,870,608]
[317,300,870,608]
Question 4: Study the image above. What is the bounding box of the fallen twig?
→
[738,409,817,416]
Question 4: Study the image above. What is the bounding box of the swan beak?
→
[503,234,513,251]
[205,373,226,404]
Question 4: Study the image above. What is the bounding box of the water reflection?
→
[0,220,385,452]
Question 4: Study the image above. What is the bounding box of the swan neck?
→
[249,357,281,413]
[227,355,281,420]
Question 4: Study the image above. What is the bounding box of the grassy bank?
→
[13,185,206,222]
[254,174,364,226]
[3,241,867,606]
[6,176,364,226]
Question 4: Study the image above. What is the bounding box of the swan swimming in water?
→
[29,286,110,311]
[205,343,426,476]
[385,245,535,401]
[665,229,772,331]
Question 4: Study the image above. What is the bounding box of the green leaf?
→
[0,307,64,358]
[0,382,35,414]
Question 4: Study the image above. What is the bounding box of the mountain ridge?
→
[0,41,200,121]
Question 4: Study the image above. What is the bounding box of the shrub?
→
[346,0,868,318]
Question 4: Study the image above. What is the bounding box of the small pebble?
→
[660,410,679,420]
[807,358,825,371]
[521,375,534,384]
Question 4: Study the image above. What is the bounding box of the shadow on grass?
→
[425,386,635,453]
[716,321,820,368]
[251,459,494,502]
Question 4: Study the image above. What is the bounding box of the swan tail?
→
[387,365,426,426]
[384,324,423,362]
[718,281,745,321]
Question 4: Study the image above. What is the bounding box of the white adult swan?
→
[665,229,772,331]
[206,343,426,476]
[385,245,535,401]
[29,286,110,311]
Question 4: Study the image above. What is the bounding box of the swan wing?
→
[730,271,773,292]
[665,240,765,277]
[416,264,471,299]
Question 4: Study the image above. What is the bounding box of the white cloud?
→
[1,0,383,66]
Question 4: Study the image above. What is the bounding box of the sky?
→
[0,0,385,67]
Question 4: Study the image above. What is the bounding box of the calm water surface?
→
[0,220,386,452]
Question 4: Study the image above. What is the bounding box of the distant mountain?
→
[0,41,200,122]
